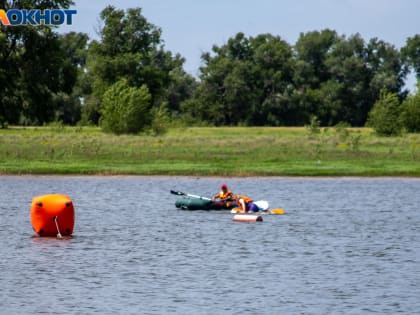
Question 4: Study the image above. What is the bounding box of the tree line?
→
[1,1,420,134]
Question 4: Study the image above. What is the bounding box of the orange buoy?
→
[232,214,263,222]
[30,194,75,237]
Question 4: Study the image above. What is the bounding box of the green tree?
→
[163,67,197,114]
[185,33,257,125]
[188,32,295,126]
[150,103,171,135]
[401,35,420,80]
[0,27,21,126]
[86,6,183,124]
[100,80,151,134]
[294,31,407,126]
[294,29,339,88]
[366,38,408,98]
[57,32,89,124]
[367,90,402,136]
[400,84,420,132]
[324,34,369,125]
[251,34,295,125]
[19,28,78,124]
[293,30,341,125]
[0,0,77,125]
[59,32,89,68]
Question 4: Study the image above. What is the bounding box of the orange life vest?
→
[219,189,233,199]
[236,195,253,204]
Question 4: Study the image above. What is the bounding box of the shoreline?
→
[1,126,419,177]
[1,173,420,180]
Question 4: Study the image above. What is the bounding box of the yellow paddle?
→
[270,208,285,215]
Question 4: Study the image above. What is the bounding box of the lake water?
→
[0,176,419,314]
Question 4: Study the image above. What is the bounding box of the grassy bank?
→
[0,126,419,176]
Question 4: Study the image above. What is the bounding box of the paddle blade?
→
[170,190,185,196]
[271,208,285,215]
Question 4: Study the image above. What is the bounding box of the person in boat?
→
[212,184,234,207]
[235,194,260,213]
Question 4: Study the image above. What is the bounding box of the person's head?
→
[221,184,228,192]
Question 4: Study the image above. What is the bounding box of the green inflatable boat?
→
[171,190,234,210]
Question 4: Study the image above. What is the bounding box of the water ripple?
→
[0,176,419,314]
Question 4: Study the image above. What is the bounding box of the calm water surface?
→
[0,176,419,314]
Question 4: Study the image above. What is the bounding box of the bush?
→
[100,80,151,134]
[305,115,321,136]
[400,89,420,132]
[150,103,171,136]
[0,115,8,129]
[334,122,350,141]
[349,133,361,151]
[46,120,66,132]
[367,90,402,136]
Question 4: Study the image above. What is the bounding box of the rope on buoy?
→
[53,216,62,239]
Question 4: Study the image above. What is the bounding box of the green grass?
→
[0,126,419,176]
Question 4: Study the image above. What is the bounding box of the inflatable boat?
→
[171,190,234,210]
[171,190,271,211]
[174,195,234,210]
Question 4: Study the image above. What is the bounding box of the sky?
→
[59,0,420,89]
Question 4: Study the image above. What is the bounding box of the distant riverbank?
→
[1,126,419,176]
